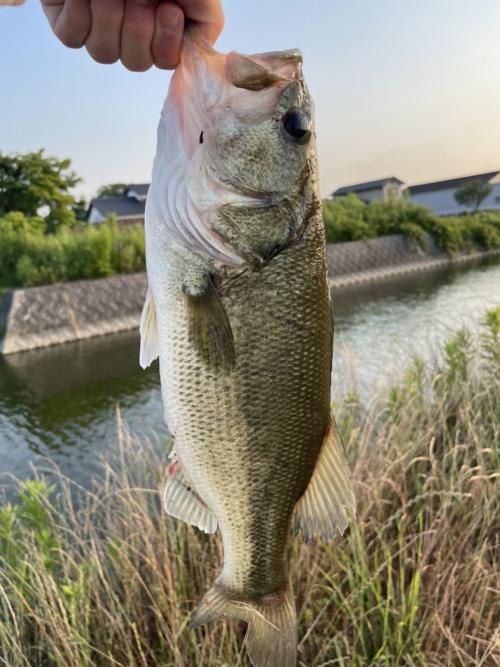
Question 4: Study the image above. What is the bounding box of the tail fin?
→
[190,582,297,667]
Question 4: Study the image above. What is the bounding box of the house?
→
[331,177,406,203]
[408,171,500,216]
[87,183,149,225]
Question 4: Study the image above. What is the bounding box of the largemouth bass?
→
[141,27,355,667]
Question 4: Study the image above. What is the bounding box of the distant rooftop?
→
[124,183,149,197]
[88,195,145,219]
[332,177,404,197]
[409,171,500,195]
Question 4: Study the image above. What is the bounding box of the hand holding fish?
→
[40,0,224,71]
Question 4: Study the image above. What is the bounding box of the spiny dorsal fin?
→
[164,460,217,534]
[293,416,356,542]
[139,289,159,369]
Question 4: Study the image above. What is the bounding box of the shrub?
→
[323,195,500,255]
[0,213,145,288]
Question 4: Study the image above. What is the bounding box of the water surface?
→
[1,258,499,494]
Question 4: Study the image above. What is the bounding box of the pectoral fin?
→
[139,289,159,369]
[184,276,236,372]
[293,417,356,542]
[164,460,217,534]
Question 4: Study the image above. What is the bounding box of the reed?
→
[0,309,498,666]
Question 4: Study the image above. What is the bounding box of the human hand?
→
[41,0,224,71]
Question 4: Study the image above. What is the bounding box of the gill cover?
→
[145,28,304,267]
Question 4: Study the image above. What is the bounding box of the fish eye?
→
[282,109,311,144]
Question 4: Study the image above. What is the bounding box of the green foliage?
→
[444,328,473,385]
[323,194,374,242]
[454,179,492,211]
[480,307,500,380]
[0,212,145,288]
[72,197,88,222]
[0,150,80,232]
[322,195,500,254]
[96,183,127,198]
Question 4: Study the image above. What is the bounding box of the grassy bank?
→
[0,310,499,666]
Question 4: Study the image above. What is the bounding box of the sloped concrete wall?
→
[1,235,498,355]
[0,273,147,355]
[328,234,499,288]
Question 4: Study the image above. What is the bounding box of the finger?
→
[174,0,224,44]
[152,2,184,70]
[121,0,156,72]
[41,0,91,48]
[85,0,124,64]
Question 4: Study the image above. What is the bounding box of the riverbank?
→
[1,312,498,666]
[1,234,499,355]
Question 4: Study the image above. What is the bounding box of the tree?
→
[96,183,127,198]
[0,150,81,232]
[454,180,492,212]
[72,198,89,222]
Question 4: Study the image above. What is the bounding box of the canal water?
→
[1,258,499,495]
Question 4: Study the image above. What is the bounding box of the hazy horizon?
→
[1,0,500,202]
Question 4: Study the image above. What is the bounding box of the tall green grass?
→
[0,310,499,666]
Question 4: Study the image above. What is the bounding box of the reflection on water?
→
[1,258,499,494]
[332,258,500,401]
[0,331,164,490]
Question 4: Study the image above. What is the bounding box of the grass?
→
[0,309,499,666]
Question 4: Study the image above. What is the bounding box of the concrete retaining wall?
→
[1,234,498,355]
[328,233,499,288]
[0,273,147,355]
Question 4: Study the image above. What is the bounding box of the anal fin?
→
[293,416,356,542]
[163,461,217,534]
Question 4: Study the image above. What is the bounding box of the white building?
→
[87,183,149,225]
[332,177,406,204]
[408,171,500,215]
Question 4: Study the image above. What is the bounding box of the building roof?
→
[124,183,149,197]
[409,171,500,195]
[89,196,145,218]
[332,176,404,197]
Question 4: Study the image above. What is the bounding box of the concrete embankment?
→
[1,234,498,355]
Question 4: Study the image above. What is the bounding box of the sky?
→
[1,0,500,202]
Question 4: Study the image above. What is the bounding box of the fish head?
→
[213,49,314,198]
[150,29,316,265]
[172,29,314,199]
